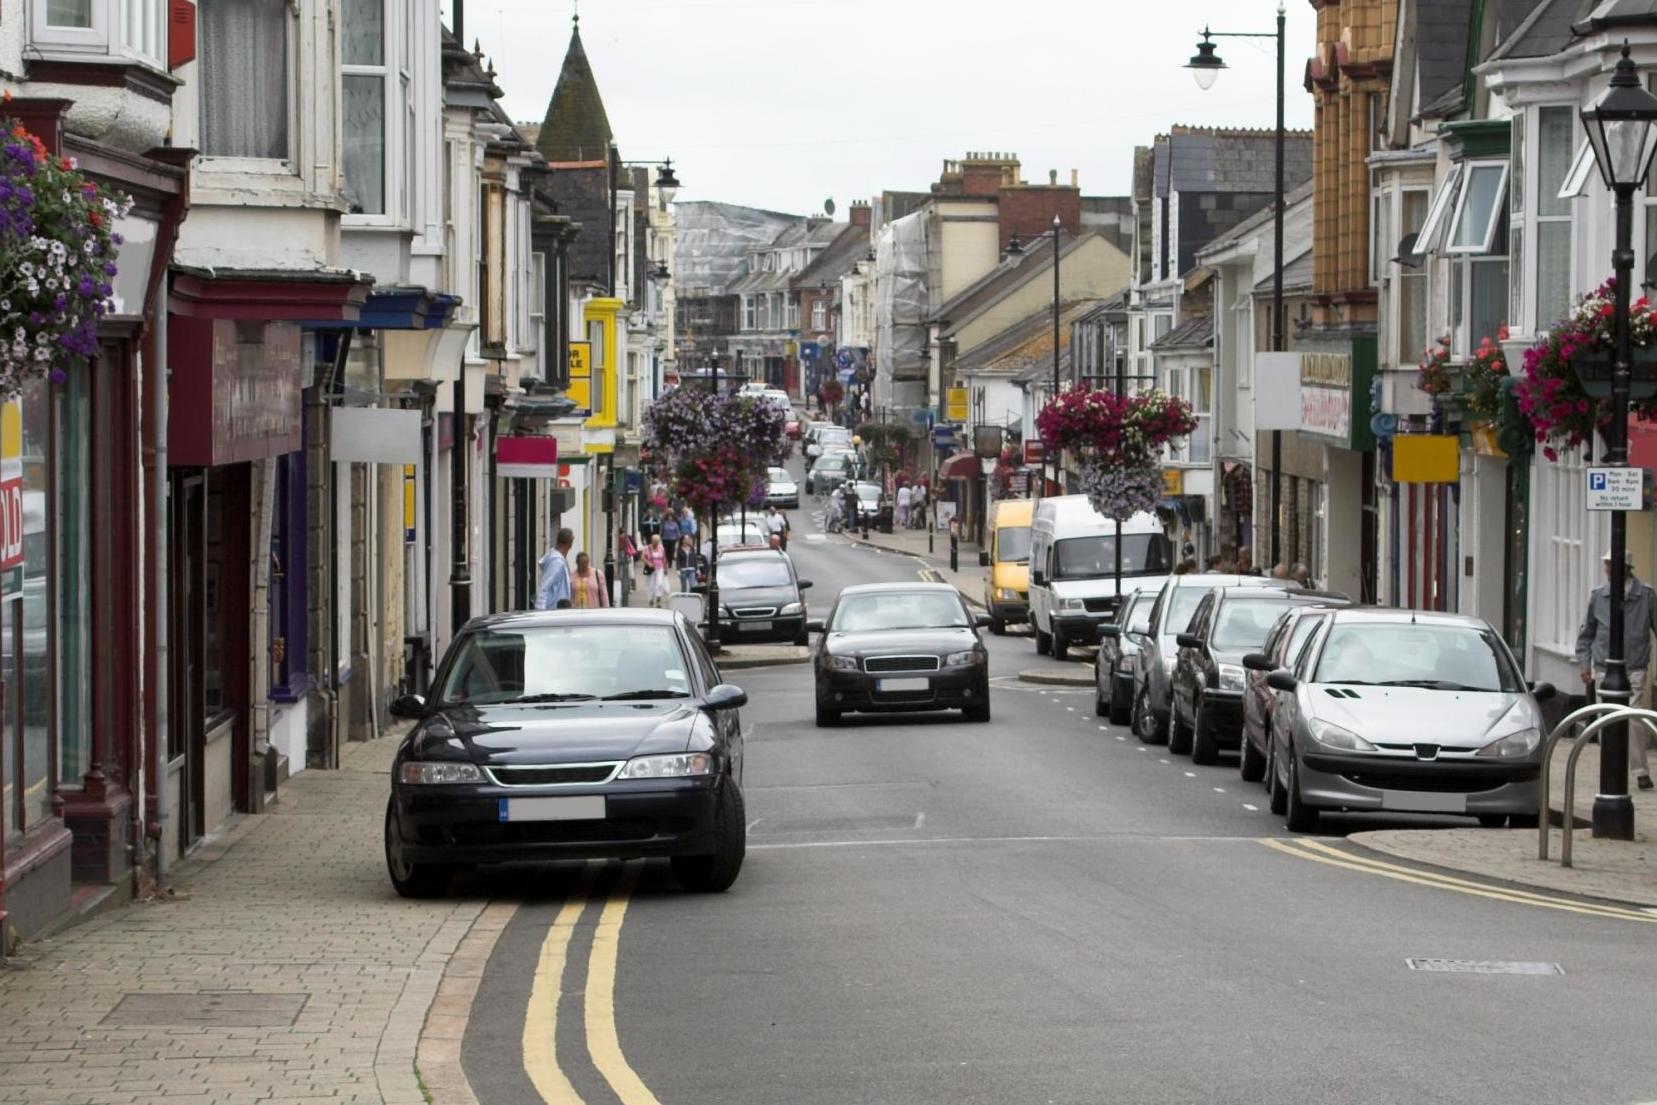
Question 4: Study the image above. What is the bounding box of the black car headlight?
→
[399,762,484,784]
[617,752,714,779]
[944,650,983,668]
[825,655,859,672]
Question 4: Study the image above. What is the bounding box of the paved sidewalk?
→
[1353,740,1657,908]
[0,730,484,1105]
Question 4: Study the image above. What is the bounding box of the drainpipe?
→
[311,332,352,769]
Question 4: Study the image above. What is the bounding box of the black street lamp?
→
[702,352,728,652]
[1051,214,1061,500]
[1580,43,1657,841]
[1187,2,1286,570]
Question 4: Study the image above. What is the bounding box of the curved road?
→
[458,478,1657,1105]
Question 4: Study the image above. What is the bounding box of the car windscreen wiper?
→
[1375,679,1491,691]
[602,689,691,701]
[507,692,597,703]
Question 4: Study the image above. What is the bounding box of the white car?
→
[765,467,799,508]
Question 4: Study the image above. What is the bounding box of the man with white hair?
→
[1576,548,1657,789]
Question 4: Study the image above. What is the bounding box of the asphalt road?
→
[461,479,1657,1105]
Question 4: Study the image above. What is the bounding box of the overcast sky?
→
[445,0,1320,216]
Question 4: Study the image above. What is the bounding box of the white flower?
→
[35,331,48,345]
[43,279,55,292]
[49,241,64,258]
[18,263,32,278]
[32,347,49,362]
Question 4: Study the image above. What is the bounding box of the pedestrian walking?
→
[1576,549,1657,789]
[642,534,671,608]
[680,505,698,540]
[765,505,787,550]
[675,535,698,591]
[661,510,681,546]
[896,483,912,529]
[571,552,609,608]
[1290,562,1311,586]
[535,528,574,610]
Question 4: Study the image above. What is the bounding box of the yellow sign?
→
[1162,468,1184,496]
[403,465,416,543]
[568,341,593,411]
[945,387,969,422]
[1392,434,1460,483]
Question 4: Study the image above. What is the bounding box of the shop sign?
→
[403,465,417,545]
[331,407,421,464]
[1299,354,1352,441]
[0,398,21,598]
[1023,440,1046,466]
[945,387,969,422]
[568,341,593,413]
[496,435,559,479]
[169,318,304,466]
[1392,435,1460,484]
[931,424,957,449]
[1006,471,1030,496]
[1161,468,1184,496]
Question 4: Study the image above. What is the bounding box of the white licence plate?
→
[1380,790,1466,814]
[877,677,929,692]
[741,620,773,631]
[500,796,607,823]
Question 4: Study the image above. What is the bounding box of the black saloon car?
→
[810,583,992,725]
[1169,587,1346,764]
[383,609,748,897]
[713,547,812,644]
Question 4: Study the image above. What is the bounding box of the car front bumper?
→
[390,777,724,865]
[817,665,987,713]
[1198,691,1245,746]
[1298,749,1541,815]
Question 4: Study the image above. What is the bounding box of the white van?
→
[1028,496,1173,660]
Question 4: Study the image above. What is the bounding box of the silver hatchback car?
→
[1264,608,1555,832]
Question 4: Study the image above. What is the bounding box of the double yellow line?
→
[1262,837,1657,923]
[522,861,665,1105]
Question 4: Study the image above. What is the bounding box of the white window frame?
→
[30,0,165,65]
[1417,163,1463,255]
[1445,161,1509,255]
[742,296,756,332]
[1396,186,1430,368]
[1532,104,1577,335]
[785,298,799,330]
[196,0,300,175]
[811,299,826,331]
[341,0,392,220]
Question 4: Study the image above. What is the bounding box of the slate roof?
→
[931,230,1104,331]
[953,302,1095,379]
[1488,0,1598,61]
[1252,249,1313,294]
[1416,0,1476,115]
[1153,127,1314,197]
[1577,0,1657,32]
[793,224,869,291]
[1149,316,1213,353]
[537,18,613,164]
[1193,181,1314,262]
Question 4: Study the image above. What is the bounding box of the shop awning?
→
[302,288,461,331]
[170,266,372,322]
[938,452,981,480]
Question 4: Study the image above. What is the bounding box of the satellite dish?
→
[824,198,836,217]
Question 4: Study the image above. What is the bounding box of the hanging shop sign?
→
[1295,339,1377,451]
[169,318,304,466]
[496,435,560,479]
[567,341,593,413]
[0,398,22,598]
[1392,435,1461,484]
[945,387,970,422]
[331,407,421,464]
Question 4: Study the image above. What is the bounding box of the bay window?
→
[1536,107,1576,328]
[342,0,388,215]
[1427,158,1510,355]
[1399,189,1429,364]
[201,0,292,161]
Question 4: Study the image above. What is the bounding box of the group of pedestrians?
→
[534,528,611,610]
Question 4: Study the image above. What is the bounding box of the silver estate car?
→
[1264,608,1555,832]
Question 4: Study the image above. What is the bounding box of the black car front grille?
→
[487,764,618,786]
[864,655,942,673]
[451,818,688,845]
[1340,771,1503,794]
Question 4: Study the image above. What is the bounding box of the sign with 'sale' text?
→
[0,398,21,597]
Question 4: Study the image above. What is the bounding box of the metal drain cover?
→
[1406,959,1564,975]
[102,992,309,1026]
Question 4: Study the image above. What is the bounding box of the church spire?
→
[536,7,612,164]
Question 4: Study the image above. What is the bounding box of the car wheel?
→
[1190,698,1219,765]
[1035,627,1052,655]
[964,688,991,723]
[1095,676,1111,717]
[1266,737,1287,814]
[1239,725,1266,783]
[671,781,746,893]
[1108,678,1131,726]
[1052,631,1069,661]
[815,701,840,727]
[384,800,454,899]
[990,616,1006,635]
[1283,749,1318,833]
[1167,698,1192,756]
[1134,684,1166,744]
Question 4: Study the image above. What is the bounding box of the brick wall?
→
[997,186,1082,252]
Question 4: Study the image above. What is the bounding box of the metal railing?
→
[1537,703,1657,867]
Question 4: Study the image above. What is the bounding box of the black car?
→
[805,451,859,495]
[1094,586,1156,725]
[714,547,812,644]
[1170,587,1346,765]
[383,608,748,898]
[809,583,992,726]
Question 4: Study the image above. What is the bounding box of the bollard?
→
[949,533,958,573]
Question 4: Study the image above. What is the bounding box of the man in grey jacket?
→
[1576,550,1657,789]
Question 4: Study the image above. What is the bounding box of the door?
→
[169,475,206,854]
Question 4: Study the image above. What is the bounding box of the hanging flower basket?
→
[674,446,766,517]
[1036,386,1197,470]
[1079,459,1162,522]
[1515,279,1657,460]
[1461,330,1510,420]
[1416,335,1454,398]
[0,111,132,396]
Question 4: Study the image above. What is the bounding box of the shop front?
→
[1285,341,1377,597]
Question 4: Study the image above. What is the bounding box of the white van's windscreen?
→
[1053,534,1172,579]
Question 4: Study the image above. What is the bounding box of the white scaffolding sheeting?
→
[874,211,929,403]
[672,201,801,297]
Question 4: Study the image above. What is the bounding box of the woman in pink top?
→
[571,552,609,608]
[642,534,671,607]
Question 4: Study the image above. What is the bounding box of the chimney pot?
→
[1049,169,1057,186]
[1071,168,1078,187]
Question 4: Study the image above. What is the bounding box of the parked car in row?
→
[1169,587,1346,763]
[809,583,992,726]
[806,451,859,496]
[1094,585,1158,724]
[765,466,799,509]
[1239,600,1352,782]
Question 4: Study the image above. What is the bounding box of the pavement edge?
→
[410,900,517,1105]
[1018,668,1094,687]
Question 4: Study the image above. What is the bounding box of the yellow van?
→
[979,498,1034,634]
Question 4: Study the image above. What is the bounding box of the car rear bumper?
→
[816,666,987,713]
[989,600,1028,623]
[722,613,805,642]
[1299,750,1541,815]
[391,778,723,864]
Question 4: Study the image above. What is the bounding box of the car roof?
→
[1166,573,1298,591]
[1324,607,1493,629]
[463,608,683,632]
[839,582,960,596]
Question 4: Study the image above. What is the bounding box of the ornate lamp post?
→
[1186,3,1286,569]
[1580,43,1657,840]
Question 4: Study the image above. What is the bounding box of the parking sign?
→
[1586,466,1646,511]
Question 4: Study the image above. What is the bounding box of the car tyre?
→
[1035,627,1052,656]
[814,700,840,727]
[1167,699,1193,756]
[671,781,746,893]
[990,616,1007,636]
[1266,738,1288,814]
[1133,684,1167,745]
[384,800,454,899]
[1108,678,1131,726]
[965,690,991,723]
[1283,749,1318,833]
[1508,813,1540,829]
[1095,677,1111,717]
[1052,631,1069,661]
[1190,698,1219,765]
[1239,726,1266,783]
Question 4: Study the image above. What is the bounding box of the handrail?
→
[1537,703,1632,860]
[1538,704,1657,866]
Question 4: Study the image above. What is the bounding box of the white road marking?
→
[1136,747,1147,752]
[1066,706,1075,712]
[1213,787,1226,794]
[1159,759,1170,765]
[913,812,926,830]
[751,833,1293,851]
[1182,770,1195,777]
[747,818,764,831]
[1116,735,1126,741]
[1243,804,1259,812]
